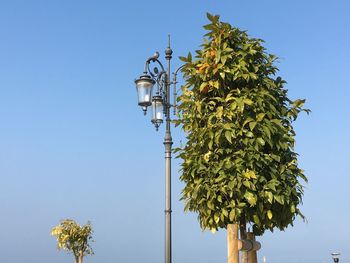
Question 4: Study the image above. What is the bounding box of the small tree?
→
[175,13,309,262]
[51,219,94,263]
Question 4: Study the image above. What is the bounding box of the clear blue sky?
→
[0,1,349,262]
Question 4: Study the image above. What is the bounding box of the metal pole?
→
[164,36,173,263]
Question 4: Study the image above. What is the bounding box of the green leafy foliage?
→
[175,13,309,235]
[51,219,94,263]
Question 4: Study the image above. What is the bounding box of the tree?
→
[175,13,309,261]
[51,219,94,263]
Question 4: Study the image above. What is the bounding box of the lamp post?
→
[134,37,183,263]
[331,252,340,263]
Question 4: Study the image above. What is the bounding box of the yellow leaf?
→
[256,113,265,122]
[243,170,256,179]
[267,210,273,220]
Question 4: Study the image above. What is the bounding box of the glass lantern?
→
[135,74,155,113]
[331,253,340,263]
[151,95,164,130]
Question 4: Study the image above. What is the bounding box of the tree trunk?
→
[227,224,239,263]
[78,252,83,263]
[74,252,83,263]
[247,232,258,263]
[240,217,248,263]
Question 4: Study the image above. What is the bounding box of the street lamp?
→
[134,37,183,263]
[135,74,155,113]
[331,252,340,263]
